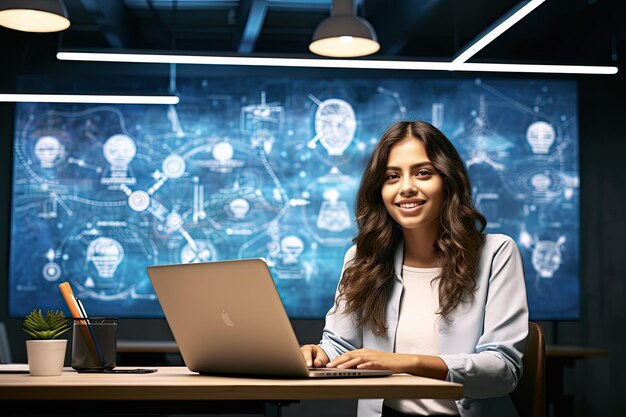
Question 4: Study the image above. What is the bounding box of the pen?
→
[74,296,107,368]
[75,297,88,320]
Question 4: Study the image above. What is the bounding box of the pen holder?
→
[71,317,118,371]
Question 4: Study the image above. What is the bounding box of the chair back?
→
[510,321,545,417]
[0,322,12,363]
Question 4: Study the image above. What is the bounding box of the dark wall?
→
[558,69,626,416]
[1,37,625,417]
[530,64,625,417]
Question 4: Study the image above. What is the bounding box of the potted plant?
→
[23,309,70,376]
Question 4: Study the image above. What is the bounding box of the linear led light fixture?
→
[57,52,618,75]
[453,0,546,64]
[0,93,179,104]
[450,62,618,75]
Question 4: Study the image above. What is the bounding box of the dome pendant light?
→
[0,0,70,33]
[309,0,379,58]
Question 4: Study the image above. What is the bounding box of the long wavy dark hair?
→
[337,121,487,336]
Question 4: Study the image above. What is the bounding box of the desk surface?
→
[545,345,609,358]
[0,365,463,401]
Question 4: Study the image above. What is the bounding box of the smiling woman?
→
[301,121,530,417]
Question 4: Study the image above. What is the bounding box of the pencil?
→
[58,282,103,368]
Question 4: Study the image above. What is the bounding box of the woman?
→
[301,121,529,417]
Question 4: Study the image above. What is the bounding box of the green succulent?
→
[23,309,70,340]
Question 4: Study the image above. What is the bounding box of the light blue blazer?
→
[319,234,529,417]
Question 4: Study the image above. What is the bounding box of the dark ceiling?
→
[3,0,626,68]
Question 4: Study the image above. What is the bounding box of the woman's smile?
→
[395,198,427,213]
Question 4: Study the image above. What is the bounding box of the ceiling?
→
[4,0,626,68]
[60,0,625,63]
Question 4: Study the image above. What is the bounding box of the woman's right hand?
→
[300,344,330,368]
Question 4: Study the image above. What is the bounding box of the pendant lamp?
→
[309,0,379,58]
[0,0,70,33]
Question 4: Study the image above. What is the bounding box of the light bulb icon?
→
[280,235,304,265]
[317,188,351,232]
[229,198,250,219]
[34,135,65,168]
[86,237,124,278]
[526,121,556,154]
[206,141,242,173]
[212,142,234,162]
[103,134,137,177]
[530,173,552,191]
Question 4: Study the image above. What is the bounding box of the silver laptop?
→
[147,258,392,379]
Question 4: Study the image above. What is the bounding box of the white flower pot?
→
[26,339,67,376]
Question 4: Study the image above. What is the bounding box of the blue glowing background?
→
[8,77,579,320]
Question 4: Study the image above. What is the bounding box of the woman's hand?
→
[300,344,330,368]
[326,348,449,379]
[326,348,410,372]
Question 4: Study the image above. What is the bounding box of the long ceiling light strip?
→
[57,52,452,70]
[57,52,618,75]
[0,94,180,104]
[453,0,545,64]
[452,62,616,75]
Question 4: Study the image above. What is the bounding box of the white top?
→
[384,266,458,416]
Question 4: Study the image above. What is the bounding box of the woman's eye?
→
[385,173,399,181]
[416,169,432,177]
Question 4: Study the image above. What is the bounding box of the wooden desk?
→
[0,365,463,417]
[545,345,609,417]
[545,344,609,359]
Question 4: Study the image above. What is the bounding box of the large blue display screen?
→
[8,77,579,320]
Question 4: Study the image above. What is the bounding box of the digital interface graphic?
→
[8,77,579,320]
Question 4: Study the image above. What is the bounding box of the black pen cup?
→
[71,317,118,371]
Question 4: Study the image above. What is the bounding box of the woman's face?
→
[381,137,444,232]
